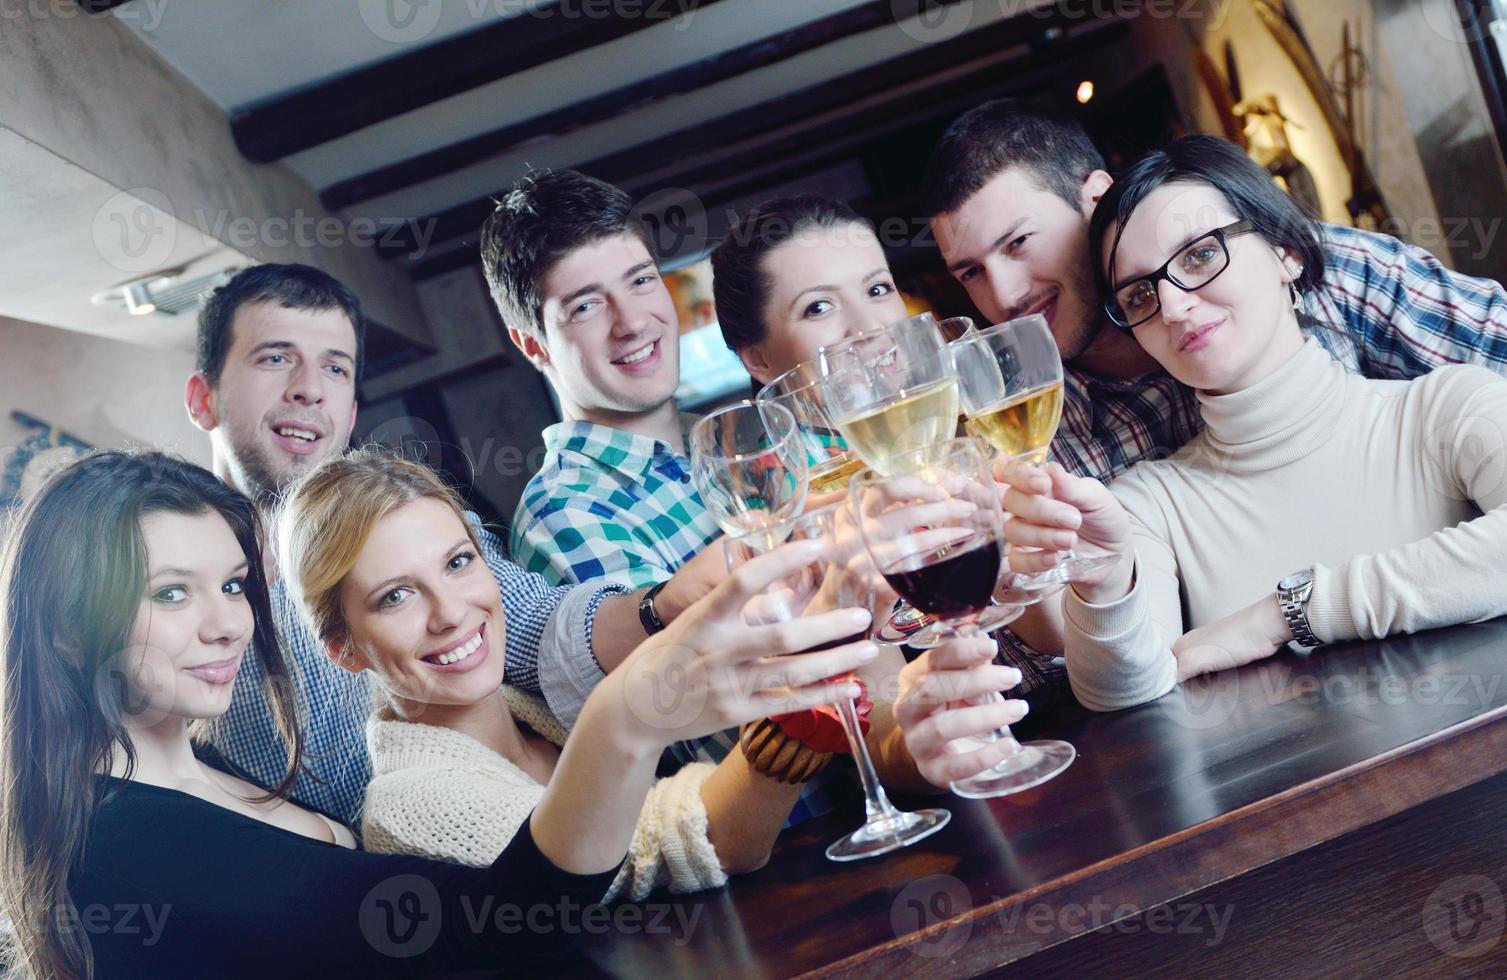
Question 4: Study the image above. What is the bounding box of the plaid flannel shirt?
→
[511,419,722,590]
[203,517,622,828]
[510,417,851,824]
[1002,223,1507,699]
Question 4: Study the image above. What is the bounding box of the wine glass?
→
[849,437,1075,798]
[754,359,866,497]
[950,314,1119,589]
[690,400,808,536]
[816,313,960,475]
[724,499,951,861]
[935,315,976,343]
[817,313,960,643]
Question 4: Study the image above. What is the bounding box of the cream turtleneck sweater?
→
[1064,338,1507,711]
[362,685,725,902]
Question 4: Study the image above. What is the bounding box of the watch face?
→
[1279,569,1315,591]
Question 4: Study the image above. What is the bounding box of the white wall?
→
[0,316,209,468]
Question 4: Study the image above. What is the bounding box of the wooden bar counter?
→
[564,618,1507,978]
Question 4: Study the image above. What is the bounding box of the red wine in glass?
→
[881,536,1000,621]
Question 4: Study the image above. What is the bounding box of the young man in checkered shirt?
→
[483,171,872,825]
[920,99,1507,699]
[486,169,721,592]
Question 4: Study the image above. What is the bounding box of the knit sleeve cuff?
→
[1063,563,1147,640]
[1306,563,1358,643]
[606,763,725,903]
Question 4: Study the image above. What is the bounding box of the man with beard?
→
[186,264,725,825]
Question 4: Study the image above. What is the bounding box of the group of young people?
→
[3,97,1506,978]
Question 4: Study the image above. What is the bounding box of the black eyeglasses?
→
[1104,219,1255,329]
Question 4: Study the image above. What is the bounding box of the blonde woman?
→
[278,448,914,899]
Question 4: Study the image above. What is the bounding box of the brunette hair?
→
[478,169,650,339]
[1088,134,1327,302]
[197,263,366,386]
[0,452,301,980]
[919,98,1106,218]
[710,195,871,355]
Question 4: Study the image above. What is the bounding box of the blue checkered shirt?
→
[510,418,849,824]
[1002,223,1507,697]
[203,517,620,827]
[510,419,722,589]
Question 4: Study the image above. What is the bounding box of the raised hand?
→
[995,460,1133,599]
[892,634,1029,788]
[608,538,877,747]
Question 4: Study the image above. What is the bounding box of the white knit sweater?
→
[1065,339,1507,711]
[362,685,726,902]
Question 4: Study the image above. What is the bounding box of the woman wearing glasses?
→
[998,135,1507,710]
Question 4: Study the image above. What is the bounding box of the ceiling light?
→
[124,282,157,316]
[1076,81,1095,104]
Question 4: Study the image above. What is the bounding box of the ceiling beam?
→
[402,19,1125,280]
[320,0,973,210]
[230,0,732,163]
[382,6,1100,257]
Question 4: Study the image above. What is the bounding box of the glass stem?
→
[837,696,899,823]
[957,621,1022,752]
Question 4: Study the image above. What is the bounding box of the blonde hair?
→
[278,446,480,650]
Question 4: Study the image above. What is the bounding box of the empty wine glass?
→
[690,399,807,536]
[849,437,1075,798]
[724,499,951,861]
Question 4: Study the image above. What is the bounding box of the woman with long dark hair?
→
[993,134,1507,708]
[0,451,872,978]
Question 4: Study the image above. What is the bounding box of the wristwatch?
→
[638,579,669,636]
[1276,568,1321,648]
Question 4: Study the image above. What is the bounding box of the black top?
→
[71,777,620,978]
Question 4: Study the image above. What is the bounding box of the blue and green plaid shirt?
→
[510,417,854,823]
[511,419,721,590]
[1005,223,1507,700]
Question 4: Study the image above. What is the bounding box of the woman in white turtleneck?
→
[998,135,1507,711]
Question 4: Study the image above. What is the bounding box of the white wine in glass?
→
[817,313,961,642]
[756,360,866,497]
[833,378,959,474]
[963,381,1064,464]
[951,315,1118,587]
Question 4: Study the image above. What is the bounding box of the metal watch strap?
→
[638,579,669,636]
[1278,579,1321,647]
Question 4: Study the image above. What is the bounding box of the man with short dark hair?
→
[187,263,364,508]
[920,98,1507,695]
[922,98,1507,486]
[482,171,855,827]
[485,169,720,592]
[188,263,724,825]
